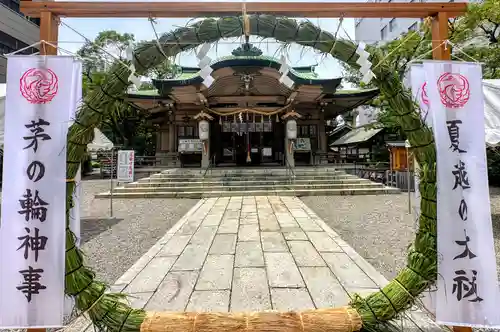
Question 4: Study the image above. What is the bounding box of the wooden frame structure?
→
[20,1,470,331]
[21,1,465,59]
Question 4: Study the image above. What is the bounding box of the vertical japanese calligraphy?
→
[424,60,500,327]
[117,150,135,183]
[0,56,76,328]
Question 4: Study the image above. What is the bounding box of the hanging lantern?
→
[276,114,279,122]
[286,119,297,140]
[219,116,222,125]
[199,120,210,141]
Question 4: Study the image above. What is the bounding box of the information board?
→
[117,150,135,182]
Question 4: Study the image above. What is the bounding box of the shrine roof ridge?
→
[152,55,335,88]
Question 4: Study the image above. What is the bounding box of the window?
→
[297,125,318,138]
[381,26,388,40]
[0,31,38,56]
[409,22,418,32]
[1,0,20,12]
[309,125,317,137]
[177,125,197,138]
[389,18,397,32]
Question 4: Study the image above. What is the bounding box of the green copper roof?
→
[128,87,378,99]
[152,55,330,90]
[166,55,319,80]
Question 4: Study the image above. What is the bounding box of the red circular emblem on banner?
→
[421,82,429,106]
[19,68,59,104]
[437,72,470,108]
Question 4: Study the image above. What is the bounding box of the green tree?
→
[78,31,175,155]
[342,0,500,86]
[342,0,500,184]
[78,30,135,73]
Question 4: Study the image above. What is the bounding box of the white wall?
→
[0,4,40,83]
[0,5,39,46]
[355,0,471,44]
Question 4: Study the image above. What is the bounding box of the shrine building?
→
[126,43,379,168]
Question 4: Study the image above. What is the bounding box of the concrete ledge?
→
[95,188,401,199]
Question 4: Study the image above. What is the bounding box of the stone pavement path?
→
[69,196,441,331]
[117,196,385,312]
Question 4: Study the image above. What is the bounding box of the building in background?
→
[0,0,40,83]
[355,0,469,44]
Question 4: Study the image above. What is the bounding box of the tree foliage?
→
[343,0,500,184]
[343,0,500,86]
[78,31,175,155]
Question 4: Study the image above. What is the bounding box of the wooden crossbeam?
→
[21,1,466,18]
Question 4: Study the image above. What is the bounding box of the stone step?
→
[95,187,400,199]
[154,170,345,177]
[157,168,341,175]
[127,178,374,187]
[112,182,384,193]
[141,174,357,182]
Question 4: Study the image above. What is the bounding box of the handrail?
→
[284,155,295,184]
[202,154,216,178]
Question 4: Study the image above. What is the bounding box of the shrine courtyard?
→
[63,179,500,332]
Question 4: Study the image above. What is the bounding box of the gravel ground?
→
[303,188,500,332]
[301,187,500,281]
[79,179,198,284]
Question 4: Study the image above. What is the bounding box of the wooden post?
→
[452,327,474,332]
[431,11,451,60]
[432,10,473,332]
[39,11,59,55]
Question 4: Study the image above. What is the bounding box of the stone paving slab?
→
[81,196,444,332]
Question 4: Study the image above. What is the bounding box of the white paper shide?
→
[0,56,75,328]
[424,60,500,327]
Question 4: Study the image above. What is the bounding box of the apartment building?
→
[354,0,470,44]
[0,0,40,83]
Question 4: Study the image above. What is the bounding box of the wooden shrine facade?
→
[126,44,379,167]
[19,0,466,169]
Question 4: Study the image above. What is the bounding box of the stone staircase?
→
[95,167,400,199]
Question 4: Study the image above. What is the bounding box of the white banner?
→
[0,56,75,328]
[424,60,500,327]
[410,64,433,128]
[64,60,83,319]
[117,150,135,182]
[69,60,82,247]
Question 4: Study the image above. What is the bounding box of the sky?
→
[57,0,358,80]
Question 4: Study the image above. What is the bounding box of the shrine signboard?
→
[117,150,135,183]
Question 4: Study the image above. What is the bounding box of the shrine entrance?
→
[21,1,471,331]
[214,115,284,166]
